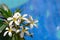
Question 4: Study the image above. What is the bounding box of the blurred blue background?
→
[0,0,60,40]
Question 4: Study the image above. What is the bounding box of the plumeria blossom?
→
[0,4,39,40]
[7,12,20,25]
[27,16,38,28]
[3,26,16,37]
[16,13,28,21]
[20,26,30,38]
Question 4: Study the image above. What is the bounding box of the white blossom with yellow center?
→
[3,26,16,37]
[20,26,30,38]
[27,16,38,28]
[7,12,20,25]
[16,13,29,21]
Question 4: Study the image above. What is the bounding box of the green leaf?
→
[20,37,25,40]
[0,4,12,18]
[12,34,16,40]
[12,34,25,40]
[0,18,5,27]
[15,9,21,13]
[0,9,8,18]
[0,24,7,33]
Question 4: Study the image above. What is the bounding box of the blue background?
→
[0,0,60,40]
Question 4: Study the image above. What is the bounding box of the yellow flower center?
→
[13,18,17,22]
[9,28,12,32]
[22,29,26,32]
[31,21,34,24]
[19,16,23,19]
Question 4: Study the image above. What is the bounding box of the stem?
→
[23,23,30,27]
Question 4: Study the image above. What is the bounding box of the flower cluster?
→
[3,12,38,38]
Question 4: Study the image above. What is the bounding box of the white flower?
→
[18,13,28,21]
[20,26,30,38]
[3,25,16,37]
[3,26,16,37]
[27,16,38,28]
[7,12,21,25]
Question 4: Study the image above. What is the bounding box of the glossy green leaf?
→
[14,8,23,13]
[0,4,12,18]
[12,35,15,40]
[0,24,7,33]
[0,18,5,27]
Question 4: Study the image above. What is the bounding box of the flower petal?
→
[25,31,30,35]
[7,17,13,21]
[34,20,38,23]
[25,27,29,30]
[20,26,23,29]
[16,29,20,33]
[15,12,21,16]
[15,21,19,25]
[23,18,30,23]
[8,32,12,37]
[3,31,8,36]
[9,21,13,26]
[30,24,33,28]
[23,14,28,17]
[13,12,21,18]
[34,24,38,28]
[20,32,24,38]
[29,16,33,21]
[17,19,21,23]
[6,27,9,30]
[23,18,29,21]
[12,28,16,31]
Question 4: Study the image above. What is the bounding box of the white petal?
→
[3,31,8,36]
[17,19,21,23]
[29,16,33,21]
[26,20,30,23]
[20,26,23,29]
[25,27,29,30]
[34,20,38,23]
[20,32,24,38]
[23,14,28,17]
[25,31,30,35]
[8,32,12,37]
[7,17,13,21]
[15,12,21,16]
[15,21,19,25]
[34,24,38,28]
[10,25,13,27]
[23,18,30,23]
[12,28,16,31]
[16,30,20,33]
[9,21,13,26]
[30,24,33,28]
[23,18,28,21]
[13,12,21,18]
[6,27,9,30]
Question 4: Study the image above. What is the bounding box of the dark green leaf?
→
[0,4,12,18]
[0,24,7,33]
[20,37,25,40]
[15,9,21,13]
[0,19,4,27]
[12,34,16,40]
[0,9,8,18]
